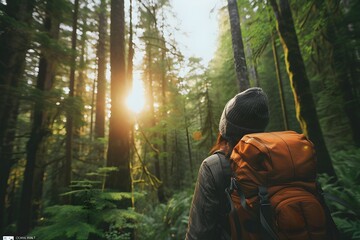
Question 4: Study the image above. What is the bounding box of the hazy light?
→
[85,85,92,92]
[63,87,70,94]
[126,79,145,114]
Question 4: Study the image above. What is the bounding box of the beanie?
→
[219,87,269,140]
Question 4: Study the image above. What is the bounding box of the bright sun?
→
[126,79,145,114]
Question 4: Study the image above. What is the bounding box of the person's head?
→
[211,87,269,154]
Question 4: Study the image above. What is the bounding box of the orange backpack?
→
[224,131,338,240]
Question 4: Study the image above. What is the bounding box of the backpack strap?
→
[206,151,231,195]
[258,186,278,240]
[206,152,243,240]
[205,152,232,239]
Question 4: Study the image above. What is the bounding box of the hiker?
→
[185,87,270,240]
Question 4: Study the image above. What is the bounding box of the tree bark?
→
[184,103,194,180]
[95,0,107,140]
[227,0,250,91]
[269,0,336,176]
[0,0,35,231]
[160,34,168,186]
[271,31,289,130]
[106,0,132,195]
[126,0,134,86]
[63,0,79,199]
[147,45,165,203]
[17,0,60,233]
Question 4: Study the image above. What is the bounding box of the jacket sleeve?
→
[185,160,221,240]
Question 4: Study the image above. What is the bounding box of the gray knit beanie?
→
[219,87,269,140]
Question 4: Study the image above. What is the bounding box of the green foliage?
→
[137,189,193,240]
[31,169,141,240]
[31,203,139,240]
[31,205,101,240]
[319,148,360,239]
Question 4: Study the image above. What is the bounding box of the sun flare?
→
[126,79,145,114]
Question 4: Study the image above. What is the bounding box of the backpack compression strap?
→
[225,177,244,240]
[258,186,279,240]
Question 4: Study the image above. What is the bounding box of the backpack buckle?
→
[258,186,270,205]
[229,177,238,192]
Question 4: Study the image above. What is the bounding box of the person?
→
[185,87,270,240]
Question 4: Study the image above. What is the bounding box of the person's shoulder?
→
[202,153,220,169]
[204,152,226,168]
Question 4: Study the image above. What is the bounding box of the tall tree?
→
[313,0,360,146]
[17,0,61,233]
[138,0,168,202]
[95,0,107,140]
[227,0,250,91]
[63,0,79,197]
[268,0,336,176]
[0,0,35,231]
[127,0,134,85]
[271,30,289,130]
[105,0,131,194]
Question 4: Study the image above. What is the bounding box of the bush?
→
[319,148,360,240]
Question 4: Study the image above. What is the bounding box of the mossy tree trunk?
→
[269,0,336,176]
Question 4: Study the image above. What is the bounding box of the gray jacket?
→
[185,154,231,240]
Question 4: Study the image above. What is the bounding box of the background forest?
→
[0,0,359,239]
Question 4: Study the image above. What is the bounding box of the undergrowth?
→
[136,188,193,240]
[319,148,360,240]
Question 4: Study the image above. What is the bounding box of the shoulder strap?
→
[205,152,233,239]
[206,152,244,240]
[206,151,232,195]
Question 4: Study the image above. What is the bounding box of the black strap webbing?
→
[206,152,232,239]
[225,187,242,240]
[207,152,242,240]
[258,186,278,240]
[205,151,231,196]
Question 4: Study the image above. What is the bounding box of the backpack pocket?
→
[272,189,327,240]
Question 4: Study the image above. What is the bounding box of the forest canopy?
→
[0,0,359,239]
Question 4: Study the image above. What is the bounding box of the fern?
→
[137,189,193,240]
[31,205,101,240]
[319,148,360,240]
[31,169,142,240]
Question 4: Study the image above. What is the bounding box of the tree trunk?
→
[227,0,250,91]
[0,0,35,231]
[146,45,165,203]
[184,103,194,180]
[95,0,107,140]
[271,30,289,130]
[106,0,132,196]
[269,0,336,176]
[127,0,134,86]
[17,0,60,233]
[160,37,168,186]
[316,0,360,146]
[64,0,79,199]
